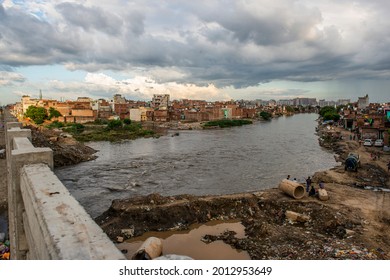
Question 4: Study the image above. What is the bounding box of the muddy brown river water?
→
[56,114,337,218]
[117,220,250,260]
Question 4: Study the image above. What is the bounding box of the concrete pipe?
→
[278,179,305,199]
[132,237,163,260]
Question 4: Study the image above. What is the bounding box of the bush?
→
[63,123,85,134]
[93,119,108,125]
[107,119,123,130]
[123,123,142,132]
[46,121,64,129]
[123,118,131,125]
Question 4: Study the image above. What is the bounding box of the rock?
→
[49,136,58,142]
[121,228,135,238]
[318,189,329,201]
[285,210,310,223]
[116,236,124,243]
[345,229,355,236]
[132,237,163,260]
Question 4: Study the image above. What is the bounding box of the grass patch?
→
[72,123,155,142]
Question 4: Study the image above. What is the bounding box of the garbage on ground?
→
[285,210,310,223]
[0,239,10,260]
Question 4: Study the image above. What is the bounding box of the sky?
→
[1,0,390,105]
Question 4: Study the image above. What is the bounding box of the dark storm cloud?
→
[197,2,322,46]
[1,0,390,89]
[0,3,84,66]
[55,3,125,36]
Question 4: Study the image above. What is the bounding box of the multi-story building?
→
[152,94,170,109]
[92,99,112,119]
[357,94,369,109]
[318,99,336,107]
[337,99,351,106]
[129,107,154,122]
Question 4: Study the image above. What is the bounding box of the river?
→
[55,113,337,218]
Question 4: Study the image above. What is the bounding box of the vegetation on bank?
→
[203,119,253,128]
[25,105,62,124]
[259,111,272,120]
[46,119,155,142]
[319,106,340,122]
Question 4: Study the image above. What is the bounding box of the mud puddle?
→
[117,220,250,260]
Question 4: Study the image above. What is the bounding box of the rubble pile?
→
[96,190,389,260]
[29,126,97,167]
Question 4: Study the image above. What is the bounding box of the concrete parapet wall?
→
[20,164,125,259]
[6,121,125,260]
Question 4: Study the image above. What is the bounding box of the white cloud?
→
[0,71,26,86]
[44,72,230,101]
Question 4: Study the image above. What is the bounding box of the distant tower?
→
[39,89,42,100]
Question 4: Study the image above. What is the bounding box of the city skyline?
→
[2,0,390,104]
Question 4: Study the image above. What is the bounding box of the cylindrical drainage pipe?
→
[278,179,305,199]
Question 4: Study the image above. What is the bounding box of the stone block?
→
[318,189,329,201]
[285,210,310,223]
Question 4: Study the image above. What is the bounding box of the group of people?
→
[286,175,324,197]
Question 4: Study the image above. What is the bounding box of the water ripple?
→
[55,114,337,218]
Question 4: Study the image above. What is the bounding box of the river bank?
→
[96,122,390,260]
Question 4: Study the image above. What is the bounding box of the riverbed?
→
[56,114,337,218]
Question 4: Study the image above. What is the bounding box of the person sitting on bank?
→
[287,175,291,180]
[319,181,325,189]
[309,185,316,197]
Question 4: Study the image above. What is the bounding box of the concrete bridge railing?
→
[5,120,125,259]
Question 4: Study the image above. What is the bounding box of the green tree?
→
[285,106,294,113]
[259,111,272,120]
[25,106,48,124]
[48,107,62,119]
[319,106,336,117]
[323,112,340,122]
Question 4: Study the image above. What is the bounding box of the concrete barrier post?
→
[6,124,53,259]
